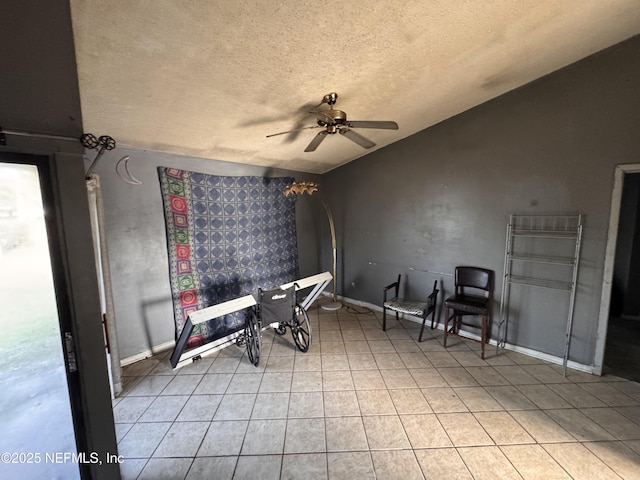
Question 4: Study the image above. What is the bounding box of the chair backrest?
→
[259,285,296,324]
[455,267,492,295]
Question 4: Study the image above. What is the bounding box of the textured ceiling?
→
[70,1,640,174]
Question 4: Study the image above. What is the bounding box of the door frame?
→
[0,151,120,479]
[594,163,640,375]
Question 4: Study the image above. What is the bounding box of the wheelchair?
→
[237,284,312,367]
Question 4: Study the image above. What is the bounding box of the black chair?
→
[383,275,439,342]
[444,266,493,359]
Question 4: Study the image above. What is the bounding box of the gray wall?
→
[0,2,120,478]
[91,148,320,360]
[323,35,640,367]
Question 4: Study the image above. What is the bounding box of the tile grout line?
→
[114,304,640,480]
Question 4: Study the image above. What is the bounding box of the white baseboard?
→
[333,293,595,375]
[120,340,175,367]
[498,342,594,374]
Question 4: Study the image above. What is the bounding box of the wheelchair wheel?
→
[245,310,261,366]
[275,323,287,335]
[291,304,311,353]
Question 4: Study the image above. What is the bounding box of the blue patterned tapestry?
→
[158,167,299,348]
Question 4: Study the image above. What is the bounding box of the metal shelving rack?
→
[497,214,583,375]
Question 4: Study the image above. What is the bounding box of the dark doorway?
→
[605,172,640,382]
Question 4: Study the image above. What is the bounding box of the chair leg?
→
[481,314,487,359]
[430,306,436,330]
[444,307,450,348]
[418,313,427,342]
[382,307,387,331]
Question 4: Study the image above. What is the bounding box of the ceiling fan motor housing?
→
[317,109,348,129]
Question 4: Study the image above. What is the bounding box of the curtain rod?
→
[0,127,80,143]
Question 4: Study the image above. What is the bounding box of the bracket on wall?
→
[170,271,333,369]
[82,133,116,178]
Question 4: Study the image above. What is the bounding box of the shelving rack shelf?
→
[497,214,583,375]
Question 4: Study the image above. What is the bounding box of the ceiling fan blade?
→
[339,128,376,149]
[347,120,399,130]
[304,131,328,152]
[266,125,320,138]
[309,110,334,123]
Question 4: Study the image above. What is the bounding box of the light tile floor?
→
[114,304,640,479]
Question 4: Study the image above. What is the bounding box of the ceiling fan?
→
[266,92,399,152]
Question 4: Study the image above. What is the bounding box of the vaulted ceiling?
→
[70,1,640,174]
